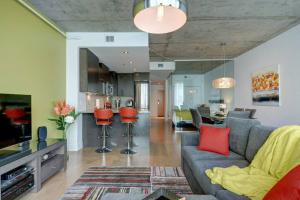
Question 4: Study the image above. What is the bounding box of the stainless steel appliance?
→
[134,82,149,110]
[114,98,121,110]
[102,82,113,96]
[126,99,134,107]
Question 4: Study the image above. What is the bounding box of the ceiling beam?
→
[175,59,233,61]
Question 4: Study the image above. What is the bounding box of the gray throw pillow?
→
[227,111,251,119]
[226,117,261,156]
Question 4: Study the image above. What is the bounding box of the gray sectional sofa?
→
[181,117,276,200]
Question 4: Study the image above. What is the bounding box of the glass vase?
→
[62,129,69,161]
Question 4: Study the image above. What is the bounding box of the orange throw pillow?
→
[197,125,230,156]
[263,165,300,200]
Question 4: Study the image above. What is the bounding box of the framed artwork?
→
[252,65,280,106]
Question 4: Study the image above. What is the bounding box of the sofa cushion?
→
[227,111,251,119]
[198,125,230,156]
[245,125,276,162]
[245,108,256,119]
[226,118,260,156]
[191,159,249,196]
[215,190,249,200]
[182,146,245,168]
[181,132,199,147]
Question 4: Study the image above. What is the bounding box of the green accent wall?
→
[0,0,66,139]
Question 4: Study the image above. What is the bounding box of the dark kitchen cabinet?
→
[110,71,118,96]
[99,63,110,83]
[79,48,89,92]
[117,73,134,97]
[79,48,104,94]
[87,50,101,93]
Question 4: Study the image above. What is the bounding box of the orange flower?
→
[53,101,74,116]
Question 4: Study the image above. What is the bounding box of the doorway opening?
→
[150,81,165,118]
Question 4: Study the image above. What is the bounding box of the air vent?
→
[105,35,114,42]
[158,63,164,68]
[149,62,175,71]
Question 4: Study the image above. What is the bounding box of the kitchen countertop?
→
[79,93,133,114]
[82,108,120,114]
[82,109,150,114]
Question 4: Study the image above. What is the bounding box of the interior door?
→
[157,90,165,117]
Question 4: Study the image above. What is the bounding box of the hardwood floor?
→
[22,118,183,200]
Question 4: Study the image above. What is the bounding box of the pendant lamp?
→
[212,43,235,89]
[133,0,188,34]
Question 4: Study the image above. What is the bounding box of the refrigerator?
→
[135,81,149,111]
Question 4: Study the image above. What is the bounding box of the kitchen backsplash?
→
[79,93,133,113]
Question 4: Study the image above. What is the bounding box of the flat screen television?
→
[0,94,32,149]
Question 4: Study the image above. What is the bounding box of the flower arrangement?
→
[49,101,80,139]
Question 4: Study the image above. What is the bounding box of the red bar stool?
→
[94,109,113,153]
[119,107,138,154]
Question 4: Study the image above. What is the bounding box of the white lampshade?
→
[219,103,227,109]
[133,0,188,34]
[212,77,235,89]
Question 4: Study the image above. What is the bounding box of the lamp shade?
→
[212,77,235,89]
[219,103,227,109]
[133,0,188,34]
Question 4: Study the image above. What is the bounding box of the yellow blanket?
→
[205,126,300,200]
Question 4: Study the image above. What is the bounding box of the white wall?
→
[234,24,300,126]
[167,75,173,119]
[164,79,170,120]
[66,32,148,151]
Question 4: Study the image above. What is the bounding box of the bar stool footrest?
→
[120,149,136,154]
[96,147,112,153]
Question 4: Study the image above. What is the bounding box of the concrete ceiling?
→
[26,0,300,60]
[174,60,226,74]
[89,47,149,73]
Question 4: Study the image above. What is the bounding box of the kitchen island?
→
[79,92,150,150]
[82,111,150,149]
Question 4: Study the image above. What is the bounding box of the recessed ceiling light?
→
[129,61,133,64]
[121,51,129,54]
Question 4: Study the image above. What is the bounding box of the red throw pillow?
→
[197,125,230,156]
[263,165,300,200]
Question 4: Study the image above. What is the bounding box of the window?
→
[174,82,184,108]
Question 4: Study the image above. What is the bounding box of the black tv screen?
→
[0,94,32,149]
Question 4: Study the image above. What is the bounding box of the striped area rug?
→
[60,166,192,200]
